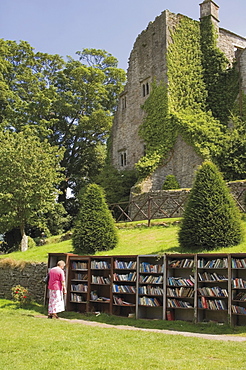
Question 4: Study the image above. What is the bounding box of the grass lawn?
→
[1,299,246,370]
[1,217,246,263]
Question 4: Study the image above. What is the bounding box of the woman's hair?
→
[57,260,66,268]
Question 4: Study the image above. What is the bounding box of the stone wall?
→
[129,180,246,221]
[0,261,47,304]
[240,48,246,94]
[139,135,203,191]
[111,10,173,171]
[218,28,246,65]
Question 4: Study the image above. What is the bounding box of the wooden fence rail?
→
[109,188,246,226]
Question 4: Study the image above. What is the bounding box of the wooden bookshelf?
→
[57,252,246,326]
[166,254,195,322]
[89,256,112,314]
[230,253,246,326]
[67,255,90,313]
[196,254,229,325]
[112,256,137,317]
[136,255,165,320]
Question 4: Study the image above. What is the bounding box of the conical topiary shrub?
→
[72,184,118,254]
[178,161,242,251]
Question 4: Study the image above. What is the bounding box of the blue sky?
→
[1,0,246,70]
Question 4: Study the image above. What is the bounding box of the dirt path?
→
[36,315,246,342]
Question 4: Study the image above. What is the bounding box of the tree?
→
[96,164,137,204]
[1,40,126,200]
[72,184,118,254]
[0,130,64,251]
[178,161,242,251]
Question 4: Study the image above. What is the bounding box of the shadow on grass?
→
[0,298,47,315]
[58,311,246,336]
[1,299,246,336]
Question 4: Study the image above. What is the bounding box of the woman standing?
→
[48,260,67,319]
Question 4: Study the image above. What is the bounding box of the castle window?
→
[142,82,150,97]
[143,84,146,97]
[119,151,127,167]
[122,96,127,109]
[146,82,149,95]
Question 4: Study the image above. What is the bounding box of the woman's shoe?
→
[47,314,53,319]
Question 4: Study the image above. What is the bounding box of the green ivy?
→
[139,81,177,154]
[168,16,207,112]
[162,175,180,190]
[200,16,239,124]
[136,14,244,181]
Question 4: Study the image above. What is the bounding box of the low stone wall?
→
[0,260,47,304]
[129,180,246,221]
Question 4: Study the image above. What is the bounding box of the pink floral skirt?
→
[48,290,65,314]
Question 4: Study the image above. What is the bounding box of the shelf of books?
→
[136,255,165,319]
[166,254,195,322]
[230,253,246,326]
[67,256,90,313]
[196,254,229,324]
[112,256,137,317]
[89,256,112,314]
[52,252,246,326]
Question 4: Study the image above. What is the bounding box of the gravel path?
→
[36,315,246,342]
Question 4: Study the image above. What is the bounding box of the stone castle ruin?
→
[110,0,246,192]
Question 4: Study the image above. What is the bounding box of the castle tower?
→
[111,2,246,190]
[200,0,219,32]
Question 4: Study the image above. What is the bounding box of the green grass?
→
[0,299,246,370]
[1,217,245,263]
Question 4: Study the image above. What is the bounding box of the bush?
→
[11,285,31,306]
[28,237,36,249]
[72,184,118,254]
[162,175,180,190]
[178,161,243,251]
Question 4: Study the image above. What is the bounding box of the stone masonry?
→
[0,261,47,304]
[111,1,246,191]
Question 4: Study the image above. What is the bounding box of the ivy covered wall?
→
[137,13,246,182]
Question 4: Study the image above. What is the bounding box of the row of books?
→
[112,284,136,293]
[232,278,246,289]
[232,305,246,315]
[139,262,163,273]
[91,260,111,269]
[167,298,193,309]
[198,297,227,310]
[71,293,85,302]
[73,273,88,281]
[198,286,228,298]
[233,292,246,301]
[168,259,194,269]
[113,272,137,282]
[138,286,163,296]
[138,296,161,306]
[114,260,137,270]
[231,258,246,269]
[113,296,135,306]
[198,258,228,269]
[139,275,163,284]
[167,276,194,287]
[198,272,228,282]
[71,284,88,292]
[167,287,194,298]
[71,261,88,270]
[91,275,111,285]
